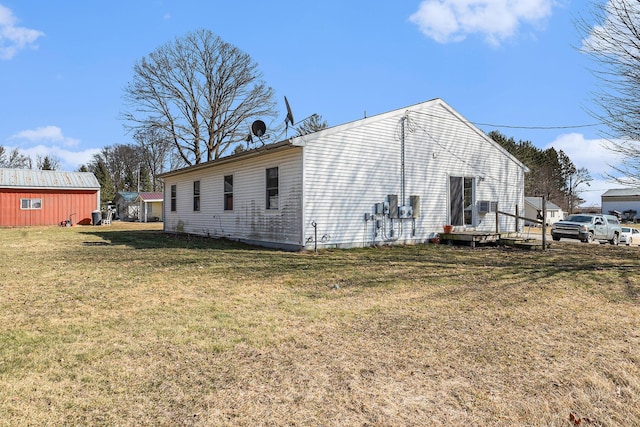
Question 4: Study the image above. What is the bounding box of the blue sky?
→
[0,1,622,206]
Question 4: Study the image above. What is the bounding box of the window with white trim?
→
[266,167,278,210]
[170,185,177,212]
[193,180,200,211]
[224,175,233,211]
[21,198,42,210]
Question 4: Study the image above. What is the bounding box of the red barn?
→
[0,168,100,227]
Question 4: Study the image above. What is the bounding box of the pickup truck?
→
[551,214,622,244]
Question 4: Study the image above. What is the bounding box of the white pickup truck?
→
[551,214,622,244]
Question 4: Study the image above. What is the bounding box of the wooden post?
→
[542,195,547,251]
[515,205,519,232]
[495,209,499,234]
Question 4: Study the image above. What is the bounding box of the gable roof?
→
[289,98,530,173]
[114,192,139,202]
[136,192,163,202]
[525,196,562,211]
[158,140,298,179]
[0,168,99,190]
[602,188,640,198]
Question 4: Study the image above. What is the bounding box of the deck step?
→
[500,237,549,250]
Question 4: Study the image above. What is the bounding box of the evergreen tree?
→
[91,159,116,204]
[296,114,328,136]
[488,131,591,211]
[139,164,152,192]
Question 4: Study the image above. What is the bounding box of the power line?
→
[409,110,600,130]
[471,121,600,130]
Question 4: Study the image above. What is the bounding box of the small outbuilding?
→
[0,168,100,226]
[113,192,139,221]
[524,197,564,226]
[159,98,529,250]
[601,188,640,222]
[135,192,164,222]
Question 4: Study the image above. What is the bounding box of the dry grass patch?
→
[1,223,639,426]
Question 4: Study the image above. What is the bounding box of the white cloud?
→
[10,126,80,147]
[19,145,100,171]
[0,4,45,59]
[409,0,555,46]
[6,125,97,171]
[544,132,622,206]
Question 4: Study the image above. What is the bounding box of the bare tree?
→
[0,146,31,168]
[578,1,640,183]
[90,144,146,193]
[123,29,277,165]
[567,167,592,214]
[133,127,174,191]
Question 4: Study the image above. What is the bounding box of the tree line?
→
[489,131,592,213]
[0,147,62,171]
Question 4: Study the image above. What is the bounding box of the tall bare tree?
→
[133,127,175,191]
[123,29,277,165]
[578,1,640,183]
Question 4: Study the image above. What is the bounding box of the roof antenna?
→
[284,96,295,137]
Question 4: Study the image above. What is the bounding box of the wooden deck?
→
[439,232,548,249]
[438,231,501,248]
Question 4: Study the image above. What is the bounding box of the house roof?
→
[158,98,530,179]
[158,140,296,179]
[114,192,139,202]
[0,168,100,190]
[525,197,562,211]
[601,188,640,198]
[136,192,163,202]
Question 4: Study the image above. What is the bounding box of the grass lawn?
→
[1,222,639,426]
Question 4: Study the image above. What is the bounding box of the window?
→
[266,167,279,210]
[170,185,177,212]
[224,175,233,211]
[193,180,200,211]
[20,198,42,210]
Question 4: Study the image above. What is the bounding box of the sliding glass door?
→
[449,176,474,226]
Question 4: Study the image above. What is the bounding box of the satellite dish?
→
[251,120,266,137]
[284,96,295,127]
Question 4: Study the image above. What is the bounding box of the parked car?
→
[620,226,640,246]
[551,214,622,244]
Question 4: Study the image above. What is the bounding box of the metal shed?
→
[0,168,100,226]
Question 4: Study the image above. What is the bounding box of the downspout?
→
[400,114,406,205]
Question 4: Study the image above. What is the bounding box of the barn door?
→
[449,176,475,226]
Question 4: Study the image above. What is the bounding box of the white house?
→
[524,197,564,226]
[601,188,640,221]
[159,98,528,250]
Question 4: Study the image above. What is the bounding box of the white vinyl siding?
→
[300,100,525,248]
[163,148,303,247]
